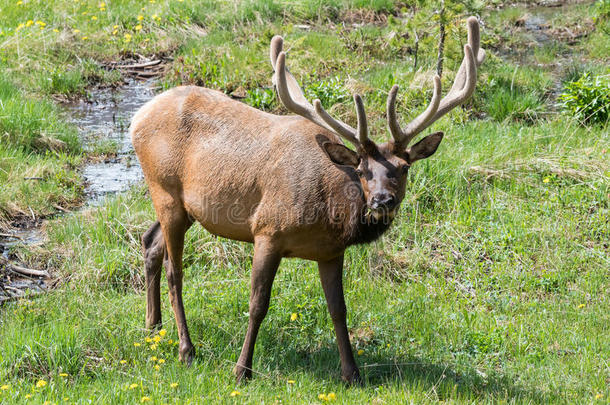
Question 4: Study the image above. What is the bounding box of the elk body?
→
[131,17,485,383]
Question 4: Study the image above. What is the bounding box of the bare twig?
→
[436,0,446,77]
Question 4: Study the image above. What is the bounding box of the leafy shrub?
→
[304,76,350,109]
[559,73,610,126]
[245,87,275,111]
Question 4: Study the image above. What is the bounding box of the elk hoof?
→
[179,344,195,366]
[341,368,362,386]
[233,364,252,383]
[145,319,162,331]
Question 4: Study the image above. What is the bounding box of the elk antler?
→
[388,17,485,149]
[270,35,369,149]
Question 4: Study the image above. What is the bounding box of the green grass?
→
[1,0,609,404]
[0,75,82,225]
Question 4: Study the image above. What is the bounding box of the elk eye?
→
[400,165,409,174]
[355,169,364,177]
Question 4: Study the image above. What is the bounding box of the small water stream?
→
[1,79,157,302]
[66,79,156,204]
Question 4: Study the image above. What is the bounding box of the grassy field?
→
[1,0,609,403]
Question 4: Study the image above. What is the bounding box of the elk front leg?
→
[234,236,281,382]
[142,221,166,330]
[318,254,361,384]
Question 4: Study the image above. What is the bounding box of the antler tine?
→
[270,35,283,71]
[387,75,442,148]
[448,17,485,95]
[402,17,485,142]
[313,95,367,146]
[272,42,366,148]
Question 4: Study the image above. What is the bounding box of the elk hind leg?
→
[142,221,166,330]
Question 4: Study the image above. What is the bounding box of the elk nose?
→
[371,194,396,210]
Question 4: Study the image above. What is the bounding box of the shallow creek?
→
[0,79,156,302]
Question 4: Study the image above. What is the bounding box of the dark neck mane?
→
[346,209,395,246]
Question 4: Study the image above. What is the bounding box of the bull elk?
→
[131,17,485,383]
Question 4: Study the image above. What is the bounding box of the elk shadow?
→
[254,333,551,404]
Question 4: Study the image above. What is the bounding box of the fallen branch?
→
[114,59,161,69]
[1,258,49,278]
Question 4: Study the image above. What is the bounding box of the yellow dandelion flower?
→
[159,329,167,337]
[145,337,152,343]
[327,392,336,401]
[25,394,32,399]
[113,24,119,29]
[134,342,141,347]
[59,373,68,377]
[26,20,34,27]
[81,11,87,15]
[543,177,550,183]
[137,15,144,21]
[154,365,160,370]
[35,380,47,388]
[168,339,173,344]
[53,28,59,32]
[152,335,161,343]
[357,349,364,356]
[150,356,158,361]
[290,313,298,321]
[82,36,88,40]
[287,380,295,384]
[318,393,328,401]
[0,384,9,390]
[129,383,138,390]
[158,359,165,364]
[91,16,97,21]
[230,390,241,397]
[100,7,106,11]
[73,29,80,33]
[170,383,178,388]
[63,398,69,402]
[595,393,603,400]
[99,2,105,7]
[17,1,23,5]
[119,360,127,364]
[36,21,46,26]
[141,397,151,402]
[135,24,142,31]
[16,23,25,31]
[112,29,118,35]
[149,344,157,350]
[578,303,585,309]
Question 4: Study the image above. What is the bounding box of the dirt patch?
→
[340,8,390,26]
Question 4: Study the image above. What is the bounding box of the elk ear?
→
[322,142,360,167]
[405,132,444,163]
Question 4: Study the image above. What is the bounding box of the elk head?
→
[270,17,485,220]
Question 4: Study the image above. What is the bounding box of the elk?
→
[131,17,485,384]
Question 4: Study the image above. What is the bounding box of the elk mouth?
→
[366,204,399,222]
